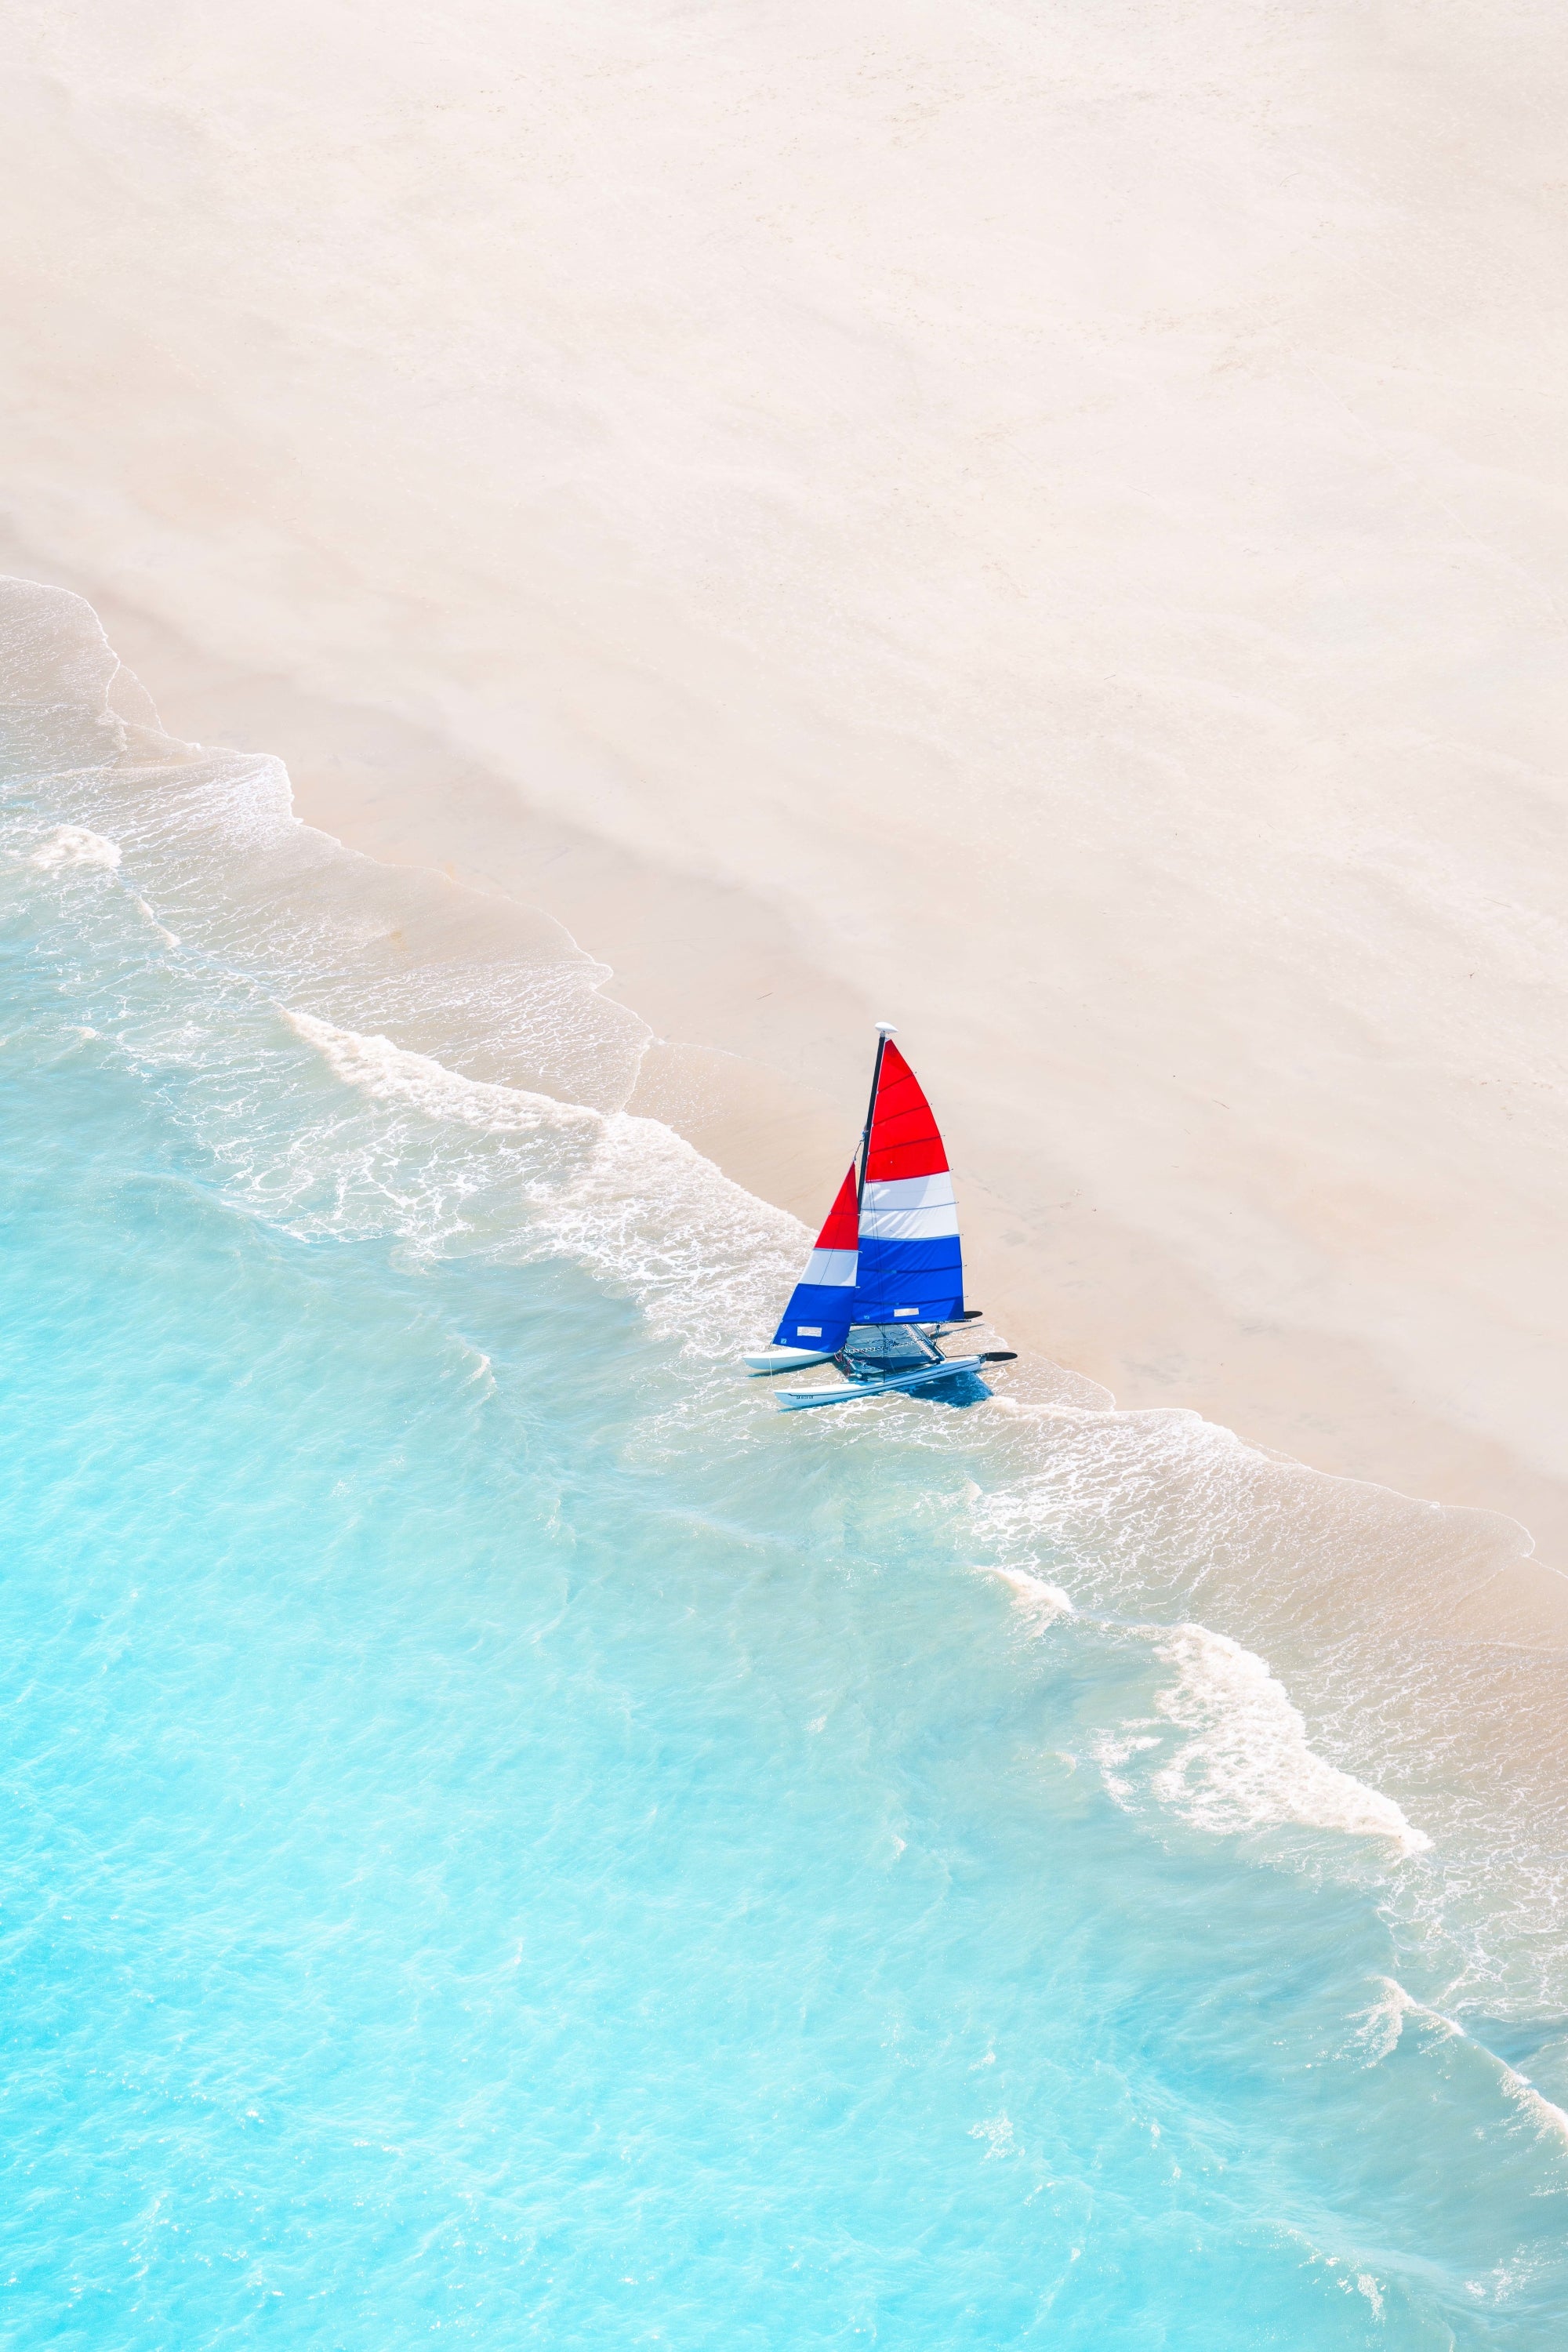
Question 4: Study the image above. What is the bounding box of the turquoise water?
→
[4,582,1567,2346]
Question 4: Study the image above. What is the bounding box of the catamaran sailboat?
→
[746,1025,1016,1410]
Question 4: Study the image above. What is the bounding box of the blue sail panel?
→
[850,1232,965,1327]
[850,1164,965,1326]
[771,1277,858,1352]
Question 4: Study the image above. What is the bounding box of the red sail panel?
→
[864,1043,949,1181]
[815,1164,861,1250]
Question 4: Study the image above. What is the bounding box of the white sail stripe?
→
[801,1247,858,1287]
[859,1205,960,1241]
[862,1173,955,1212]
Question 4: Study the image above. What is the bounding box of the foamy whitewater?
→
[4,577,1566,2345]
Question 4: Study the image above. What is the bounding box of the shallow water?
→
[4,578,1566,2346]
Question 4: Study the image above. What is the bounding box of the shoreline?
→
[5,2,1566,1600]
[12,540,1566,1625]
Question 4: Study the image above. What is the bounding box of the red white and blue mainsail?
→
[770,1031,965,1350]
[853,1039,965,1326]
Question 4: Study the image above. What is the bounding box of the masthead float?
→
[746,1026,1016,1410]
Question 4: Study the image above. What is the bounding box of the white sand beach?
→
[4,1,1566,1573]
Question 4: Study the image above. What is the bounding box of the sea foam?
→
[1145,1623,1429,1851]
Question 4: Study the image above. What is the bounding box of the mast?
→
[856,1023,896,1207]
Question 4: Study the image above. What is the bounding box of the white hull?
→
[777,1353,988,1410]
[743,1344,837,1375]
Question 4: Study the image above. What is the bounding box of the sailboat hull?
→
[776,1353,989,1409]
[743,1345,838,1375]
